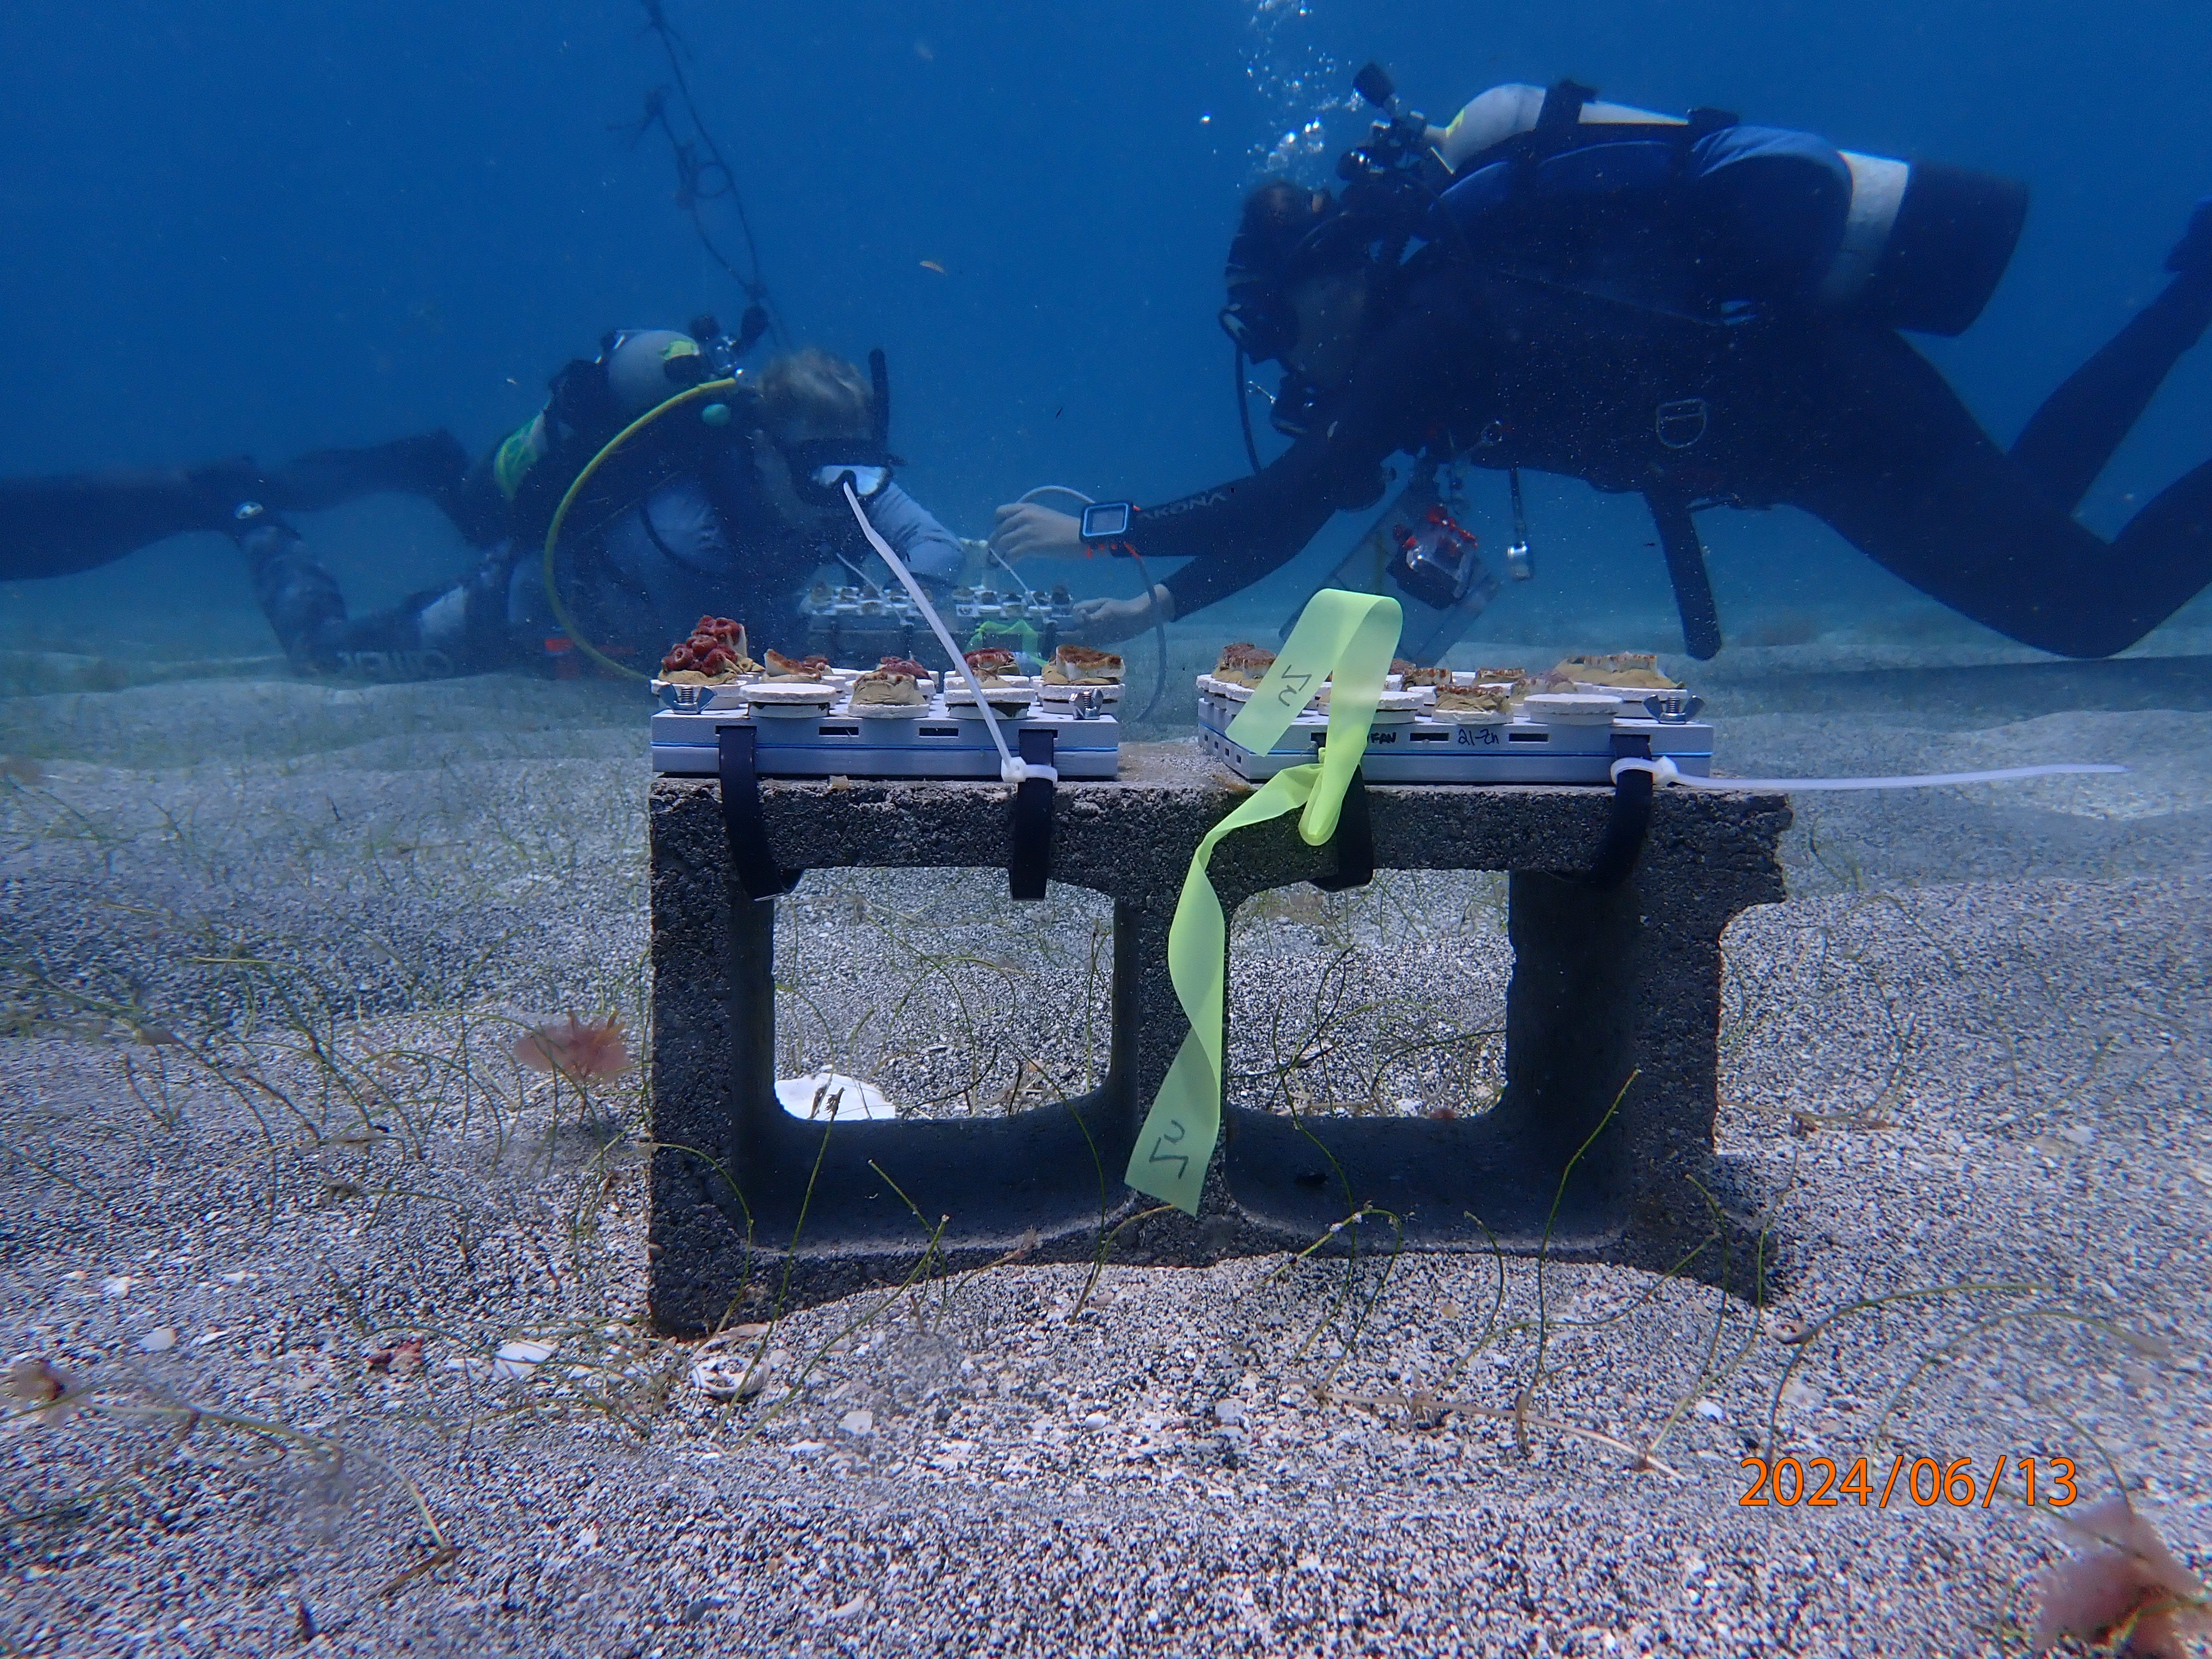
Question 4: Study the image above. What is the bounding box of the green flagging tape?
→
[1125,589,1403,1214]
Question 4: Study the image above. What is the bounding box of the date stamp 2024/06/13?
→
[1740,1455,2078,1510]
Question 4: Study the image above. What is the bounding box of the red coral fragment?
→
[878,656,930,681]
[661,617,751,675]
[763,650,831,677]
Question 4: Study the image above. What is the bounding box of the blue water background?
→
[4,0,2211,655]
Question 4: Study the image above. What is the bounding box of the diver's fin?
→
[265,429,510,549]
[2166,196,2212,278]
[0,457,267,582]
[0,431,485,585]
[264,430,472,514]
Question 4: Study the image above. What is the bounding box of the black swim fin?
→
[263,430,472,514]
[2167,196,2212,279]
[0,430,488,585]
[265,430,512,547]
[0,456,268,582]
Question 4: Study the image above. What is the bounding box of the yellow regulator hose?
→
[541,378,739,680]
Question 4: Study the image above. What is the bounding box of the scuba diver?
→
[992,74,2212,660]
[0,324,960,679]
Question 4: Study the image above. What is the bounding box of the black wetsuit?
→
[0,434,482,583]
[1125,257,2212,658]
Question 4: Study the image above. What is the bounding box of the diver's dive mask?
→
[783,440,896,505]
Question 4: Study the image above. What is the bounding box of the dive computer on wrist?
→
[1078,501,1136,553]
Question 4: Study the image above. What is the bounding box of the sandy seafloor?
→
[3,609,2210,1658]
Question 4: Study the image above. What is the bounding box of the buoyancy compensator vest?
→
[1428,81,2026,336]
[494,328,745,550]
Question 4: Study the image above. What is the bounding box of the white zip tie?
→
[1611,755,2127,791]
[841,481,1038,785]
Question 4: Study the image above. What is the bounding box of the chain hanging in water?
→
[618,0,790,347]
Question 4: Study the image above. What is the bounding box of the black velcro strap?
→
[1310,768,1374,893]
[717,724,800,903]
[1535,79,1597,134]
[1009,726,1056,901]
[1580,732,1655,891]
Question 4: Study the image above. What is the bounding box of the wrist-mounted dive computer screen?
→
[1079,502,1134,541]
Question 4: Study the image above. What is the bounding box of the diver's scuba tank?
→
[1425,80,2028,336]
[1811,153,2025,335]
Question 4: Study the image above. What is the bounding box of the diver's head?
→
[603,328,709,419]
[760,348,894,503]
[760,347,873,447]
[1219,179,1375,382]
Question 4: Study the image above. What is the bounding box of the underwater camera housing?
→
[1390,502,1486,609]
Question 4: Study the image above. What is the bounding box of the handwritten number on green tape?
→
[1126,590,1403,1214]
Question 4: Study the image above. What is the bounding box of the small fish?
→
[920,259,946,275]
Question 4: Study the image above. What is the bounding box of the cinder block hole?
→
[1226,869,1512,1119]
[770,869,1113,1121]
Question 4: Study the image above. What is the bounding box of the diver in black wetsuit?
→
[993,79,2212,660]
[1,328,961,678]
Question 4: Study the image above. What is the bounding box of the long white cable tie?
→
[842,481,1052,786]
[1612,755,2127,791]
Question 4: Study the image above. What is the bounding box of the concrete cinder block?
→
[647,740,1790,1329]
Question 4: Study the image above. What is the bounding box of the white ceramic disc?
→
[1521,692,1624,725]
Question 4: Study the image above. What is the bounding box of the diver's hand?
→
[990,502,1081,560]
[1072,586,1175,645]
